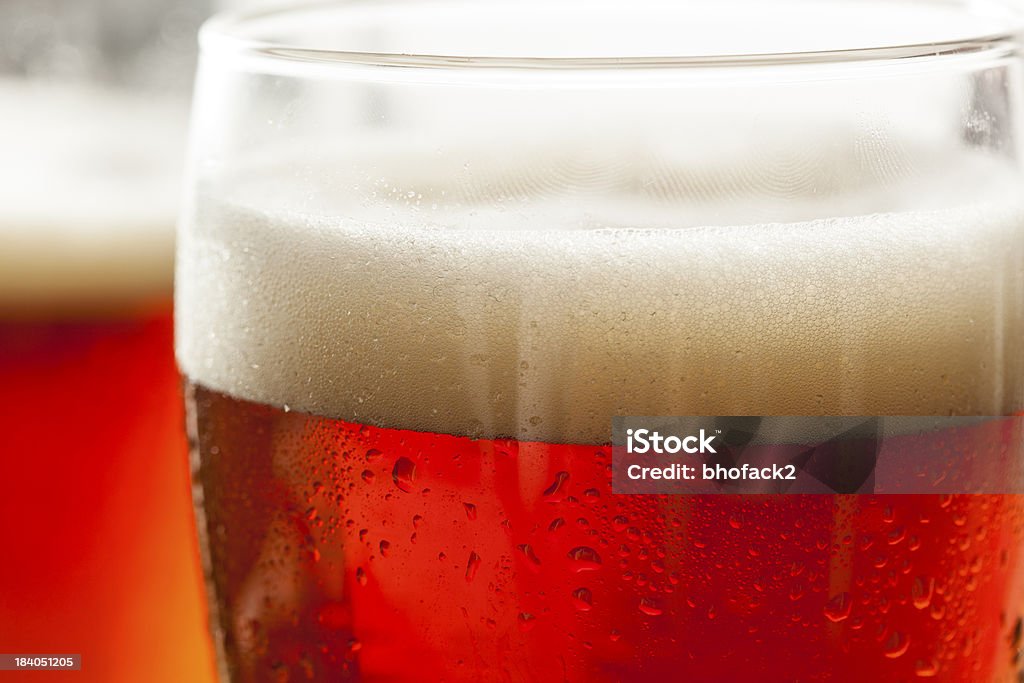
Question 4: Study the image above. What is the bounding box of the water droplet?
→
[358,529,369,543]
[728,516,742,530]
[567,546,603,572]
[379,540,391,557]
[823,592,852,622]
[583,488,600,499]
[914,659,939,677]
[912,577,934,610]
[465,551,481,582]
[356,567,367,586]
[543,471,569,498]
[572,587,593,611]
[412,514,424,529]
[365,448,382,461]
[463,502,477,520]
[361,470,375,484]
[609,629,621,642]
[883,631,909,658]
[517,612,536,632]
[517,544,542,568]
[639,597,663,616]
[393,457,416,492]
[548,518,565,532]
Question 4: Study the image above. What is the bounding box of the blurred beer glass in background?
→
[0,0,214,680]
[179,0,1024,681]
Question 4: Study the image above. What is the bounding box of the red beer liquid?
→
[189,383,1024,682]
[0,309,216,683]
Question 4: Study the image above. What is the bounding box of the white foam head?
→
[0,79,186,315]
[176,143,1024,443]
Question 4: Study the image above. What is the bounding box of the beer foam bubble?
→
[177,158,1024,444]
[0,79,185,314]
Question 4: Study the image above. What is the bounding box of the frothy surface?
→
[0,80,185,314]
[177,159,1024,443]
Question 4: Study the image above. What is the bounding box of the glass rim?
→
[201,0,1024,72]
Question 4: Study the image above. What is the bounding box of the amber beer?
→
[180,182,1024,680]
[0,81,213,683]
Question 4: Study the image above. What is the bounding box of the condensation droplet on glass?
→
[517,544,542,567]
[883,631,909,658]
[517,612,536,632]
[567,546,602,572]
[465,551,481,582]
[638,597,663,616]
[393,457,416,493]
[823,592,852,622]
[572,587,593,611]
[912,577,934,609]
[543,471,569,498]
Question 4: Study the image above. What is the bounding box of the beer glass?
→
[178,1,1024,680]
[0,1,214,680]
